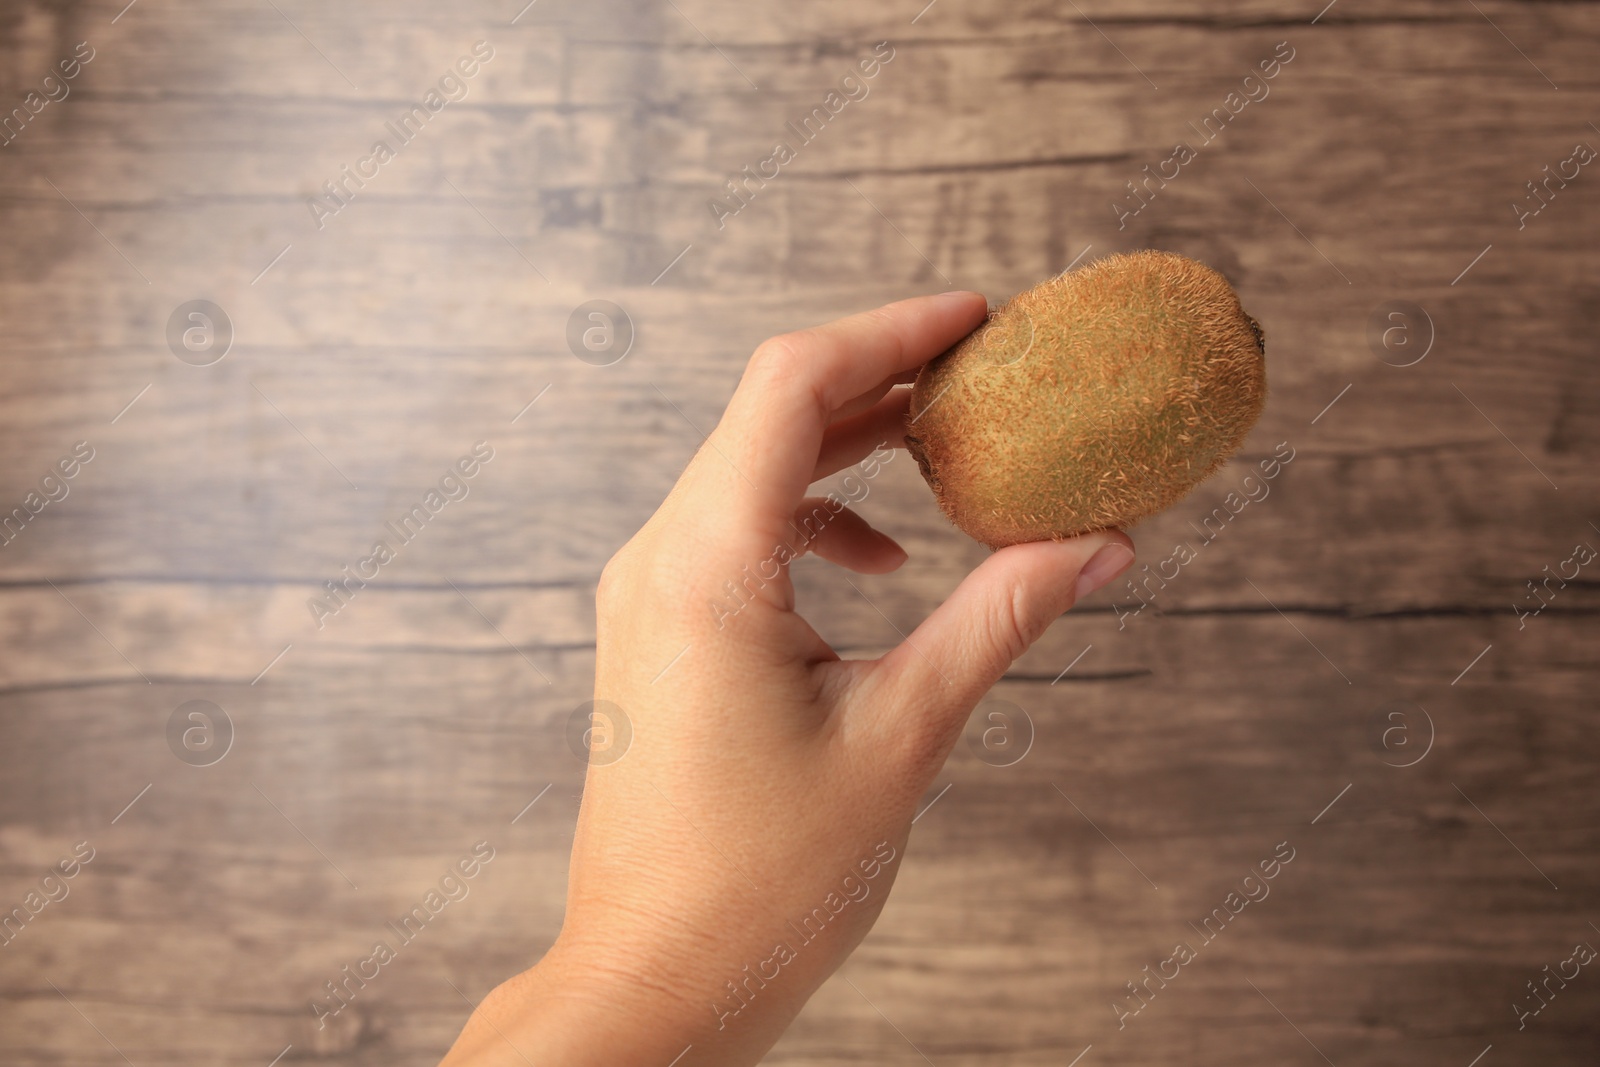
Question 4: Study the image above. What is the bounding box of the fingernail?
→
[1074,541,1135,600]
[937,290,984,307]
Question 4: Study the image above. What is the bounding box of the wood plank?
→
[1,0,1596,1064]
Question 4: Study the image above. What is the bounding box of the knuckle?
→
[595,548,635,614]
[751,333,805,374]
[597,536,705,625]
[748,332,829,416]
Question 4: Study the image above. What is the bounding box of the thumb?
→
[871,531,1135,751]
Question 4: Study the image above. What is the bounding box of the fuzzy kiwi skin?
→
[905,250,1267,549]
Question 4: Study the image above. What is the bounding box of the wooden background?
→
[1,0,1597,1063]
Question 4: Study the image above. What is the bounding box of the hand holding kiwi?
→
[905,251,1267,548]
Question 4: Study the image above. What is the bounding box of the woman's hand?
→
[442,291,1135,1066]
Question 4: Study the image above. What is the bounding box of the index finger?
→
[710,290,988,526]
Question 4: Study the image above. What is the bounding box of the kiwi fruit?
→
[904,250,1266,548]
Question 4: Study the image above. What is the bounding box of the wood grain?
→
[1,0,1597,1064]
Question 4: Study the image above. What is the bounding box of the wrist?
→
[442,934,718,1067]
